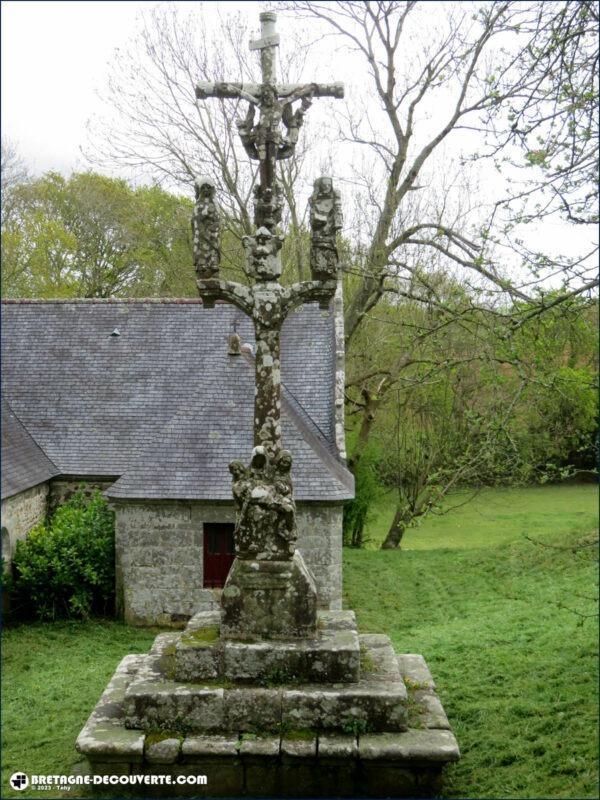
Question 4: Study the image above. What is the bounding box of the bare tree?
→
[284,1,598,344]
[86,5,318,280]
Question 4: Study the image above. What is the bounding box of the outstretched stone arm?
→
[280,82,344,101]
[197,278,253,316]
[196,82,260,105]
[282,279,338,314]
[196,81,344,103]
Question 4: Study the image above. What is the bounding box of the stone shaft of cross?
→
[195,12,343,457]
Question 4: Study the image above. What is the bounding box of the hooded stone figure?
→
[192,176,221,279]
[309,176,343,281]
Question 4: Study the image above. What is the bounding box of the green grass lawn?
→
[2,484,598,799]
[345,483,599,798]
[363,483,598,550]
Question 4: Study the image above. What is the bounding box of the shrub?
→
[11,488,115,620]
[343,442,384,548]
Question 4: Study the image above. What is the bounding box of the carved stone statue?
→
[253,181,284,230]
[229,447,297,561]
[242,226,284,281]
[235,87,314,164]
[309,176,343,281]
[192,176,220,278]
[279,95,312,159]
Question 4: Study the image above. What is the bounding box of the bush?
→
[11,488,115,620]
[344,442,384,548]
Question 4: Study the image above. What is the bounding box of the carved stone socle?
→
[192,176,220,279]
[220,550,318,641]
[309,176,343,281]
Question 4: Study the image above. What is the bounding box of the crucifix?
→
[194,11,344,460]
[193,11,345,639]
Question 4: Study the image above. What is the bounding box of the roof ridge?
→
[1,297,213,305]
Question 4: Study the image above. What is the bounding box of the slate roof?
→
[1,299,353,502]
[1,397,59,500]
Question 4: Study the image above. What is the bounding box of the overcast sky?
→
[2,0,597,271]
[1,1,262,175]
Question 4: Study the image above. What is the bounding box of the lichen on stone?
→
[179,626,220,647]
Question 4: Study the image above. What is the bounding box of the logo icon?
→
[10,773,29,791]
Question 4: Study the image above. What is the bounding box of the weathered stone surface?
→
[1,482,49,568]
[317,733,358,758]
[411,690,451,730]
[76,655,146,763]
[309,177,343,281]
[187,610,221,630]
[165,609,359,685]
[221,551,317,641]
[225,688,282,731]
[181,734,240,759]
[360,637,402,685]
[145,737,181,764]
[192,176,220,279]
[398,653,436,690]
[282,680,408,732]
[230,446,297,560]
[319,609,356,630]
[238,734,280,757]
[281,735,317,759]
[358,729,460,762]
[124,678,225,733]
[174,632,220,682]
[76,645,458,795]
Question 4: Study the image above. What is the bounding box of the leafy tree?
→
[1,138,29,226]
[1,172,197,298]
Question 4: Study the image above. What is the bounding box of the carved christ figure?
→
[192,176,220,278]
[235,86,315,164]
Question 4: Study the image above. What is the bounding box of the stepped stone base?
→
[174,609,360,684]
[76,647,459,797]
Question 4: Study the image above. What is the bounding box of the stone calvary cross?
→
[194,10,344,458]
[193,11,345,639]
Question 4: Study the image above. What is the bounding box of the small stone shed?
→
[1,298,353,625]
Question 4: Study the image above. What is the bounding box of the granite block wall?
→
[113,500,343,626]
[1,482,49,568]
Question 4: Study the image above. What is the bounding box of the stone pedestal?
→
[76,645,459,797]
[221,551,317,641]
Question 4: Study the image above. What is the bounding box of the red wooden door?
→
[203,523,235,588]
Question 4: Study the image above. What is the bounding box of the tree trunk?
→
[381,504,409,549]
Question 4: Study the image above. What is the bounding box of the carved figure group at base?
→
[229,447,297,561]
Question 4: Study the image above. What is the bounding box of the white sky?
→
[1,0,263,175]
[1,0,597,275]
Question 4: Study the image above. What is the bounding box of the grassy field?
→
[2,484,598,799]
[345,484,599,798]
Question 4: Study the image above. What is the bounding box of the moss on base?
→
[180,626,220,647]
